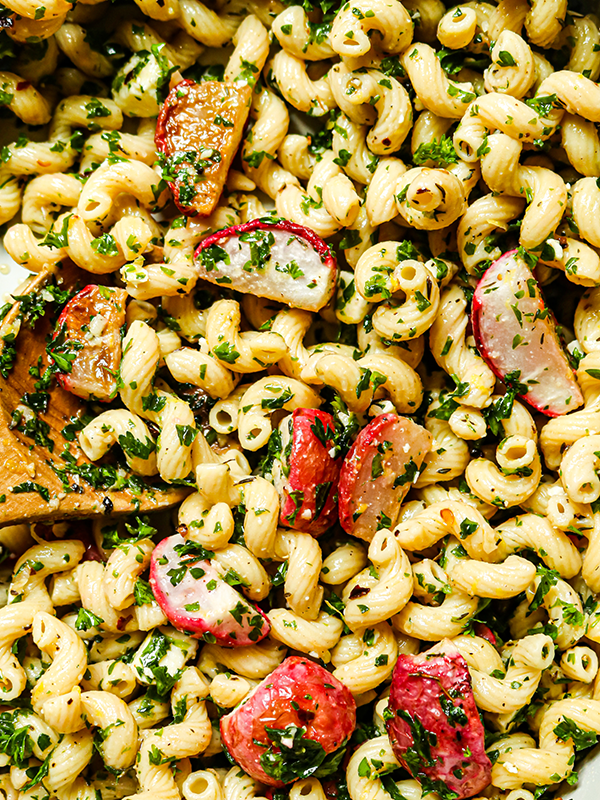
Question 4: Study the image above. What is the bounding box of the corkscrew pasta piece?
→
[330,0,413,57]
[342,529,413,629]
[453,632,554,714]
[429,282,496,408]
[354,244,441,340]
[331,622,397,694]
[402,42,476,119]
[479,132,568,249]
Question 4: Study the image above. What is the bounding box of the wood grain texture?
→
[0,262,189,525]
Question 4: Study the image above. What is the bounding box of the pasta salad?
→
[0,0,600,798]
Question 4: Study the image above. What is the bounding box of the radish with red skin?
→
[270,409,341,536]
[338,413,431,542]
[472,249,583,417]
[220,656,356,786]
[386,639,491,800]
[194,218,338,312]
[51,284,127,402]
[150,534,269,647]
[472,623,496,646]
[155,80,252,217]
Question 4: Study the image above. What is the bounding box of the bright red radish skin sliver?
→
[52,284,127,402]
[220,656,356,786]
[150,534,269,647]
[386,639,491,800]
[194,218,338,312]
[272,409,341,536]
[471,249,583,417]
[338,413,431,542]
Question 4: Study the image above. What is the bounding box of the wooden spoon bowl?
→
[0,262,189,525]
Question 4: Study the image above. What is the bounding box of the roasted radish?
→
[472,249,583,417]
[194,218,338,312]
[386,639,491,800]
[155,79,252,217]
[150,534,270,646]
[338,413,431,541]
[50,284,127,402]
[267,409,341,536]
[220,656,356,786]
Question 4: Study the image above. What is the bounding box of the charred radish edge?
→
[155,79,252,217]
[150,534,270,647]
[220,656,357,787]
[155,79,202,217]
[471,249,582,418]
[52,284,125,402]
[276,409,341,536]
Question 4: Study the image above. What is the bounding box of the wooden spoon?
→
[0,262,189,525]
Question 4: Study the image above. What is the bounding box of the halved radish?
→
[268,409,341,537]
[220,656,356,786]
[194,218,338,312]
[472,250,583,417]
[150,534,269,647]
[155,80,252,216]
[386,640,491,800]
[50,285,127,402]
[338,413,431,542]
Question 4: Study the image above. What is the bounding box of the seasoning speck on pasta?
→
[1,1,600,799]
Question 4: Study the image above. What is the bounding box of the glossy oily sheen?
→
[150,533,270,647]
[53,284,127,402]
[272,409,341,536]
[195,218,338,311]
[338,413,431,541]
[472,249,583,417]
[386,640,491,799]
[155,80,251,216]
[220,656,356,786]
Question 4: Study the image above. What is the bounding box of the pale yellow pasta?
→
[484,31,535,97]
[79,409,158,476]
[331,622,397,694]
[453,633,554,714]
[342,529,412,629]
[393,585,479,641]
[480,132,568,249]
[345,735,399,800]
[273,6,334,60]
[466,434,542,508]
[199,639,286,681]
[560,646,599,683]
[236,376,321,450]
[271,51,335,117]
[429,282,496,408]
[80,690,138,769]
[31,612,87,732]
[414,401,471,487]
[444,536,536,599]
[330,0,413,57]
[81,660,138,698]
[224,15,270,84]
[165,347,238,399]
[402,43,476,119]
[457,193,525,275]
[268,609,343,660]
[437,6,477,50]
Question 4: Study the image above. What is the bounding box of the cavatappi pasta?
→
[3,0,600,798]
